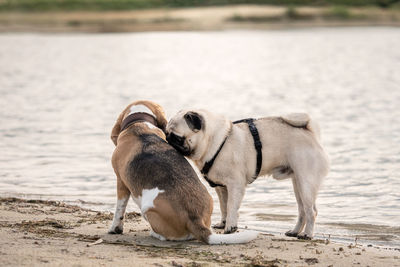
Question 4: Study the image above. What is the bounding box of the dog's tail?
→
[187,220,258,245]
[281,113,321,141]
[306,118,321,141]
[207,231,259,245]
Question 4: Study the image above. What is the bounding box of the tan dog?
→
[167,110,329,239]
[108,100,258,244]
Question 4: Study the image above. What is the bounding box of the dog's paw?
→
[285,230,298,237]
[297,233,312,240]
[224,226,238,234]
[108,226,123,234]
[212,220,226,229]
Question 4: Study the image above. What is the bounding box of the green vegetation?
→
[0,0,164,12]
[228,4,377,22]
[284,5,313,20]
[324,5,369,19]
[325,5,351,19]
[285,5,299,19]
[229,13,281,22]
[0,0,399,12]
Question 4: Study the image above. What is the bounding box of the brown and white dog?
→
[108,100,258,244]
[166,110,330,239]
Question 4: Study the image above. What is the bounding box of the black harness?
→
[200,118,263,187]
[200,133,230,188]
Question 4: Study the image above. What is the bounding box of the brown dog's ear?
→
[184,111,203,132]
[111,112,124,146]
[150,103,168,132]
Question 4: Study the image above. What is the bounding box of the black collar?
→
[120,112,157,132]
[200,126,232,188]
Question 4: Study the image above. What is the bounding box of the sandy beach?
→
[0,197,398,266]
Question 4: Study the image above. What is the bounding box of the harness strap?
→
[233,118,263,182]
[203,175,225,188]
[201,135,229,176]
[200,130,231,188]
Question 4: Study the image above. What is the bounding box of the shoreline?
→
[1,5,400,33]
[1,197,398,266]
[2,193,399,249]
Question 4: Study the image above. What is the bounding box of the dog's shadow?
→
[100,230,202,249]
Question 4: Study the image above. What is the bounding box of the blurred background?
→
[1,0,400,32]
[0,0,399,248]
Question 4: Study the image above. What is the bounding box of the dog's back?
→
[127,134,212,211]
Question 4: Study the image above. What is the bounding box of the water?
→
[1,27,399,248]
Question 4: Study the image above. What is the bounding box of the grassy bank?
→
[0,0,400,12]
[0,4,399,33]
[228,5,379,22]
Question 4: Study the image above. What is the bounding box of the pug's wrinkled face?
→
[166,110,206,159]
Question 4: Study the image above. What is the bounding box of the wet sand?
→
[1,198,398,266]
[0,5,400,33]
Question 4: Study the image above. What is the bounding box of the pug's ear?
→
[184,112,203,132]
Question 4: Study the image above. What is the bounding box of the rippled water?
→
[1,28,399,248]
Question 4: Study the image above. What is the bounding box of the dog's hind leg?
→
[294,174,319,240]
[213,186,228,229]
[109,177,130,234]
[285,178,306,237]
[288,146,327,240]
[150,230,167,241]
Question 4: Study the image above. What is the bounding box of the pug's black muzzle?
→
[166,133,191,156]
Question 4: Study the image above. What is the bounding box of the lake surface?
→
[0,28,399,248]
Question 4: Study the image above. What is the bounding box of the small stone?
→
[304,258,319,265]
[171,261,183,267]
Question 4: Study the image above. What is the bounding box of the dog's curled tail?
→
[207,231,259,245]
[281,113,321,141]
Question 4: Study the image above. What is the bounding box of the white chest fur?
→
[144,121,157,129]
[131,187,165,220]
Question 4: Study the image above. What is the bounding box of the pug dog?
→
[166,110,329,239]
[108,100,258,244]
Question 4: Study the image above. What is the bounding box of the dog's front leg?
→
[224,181,246,234]
[109,177,130,234]
[213,186,228,229]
